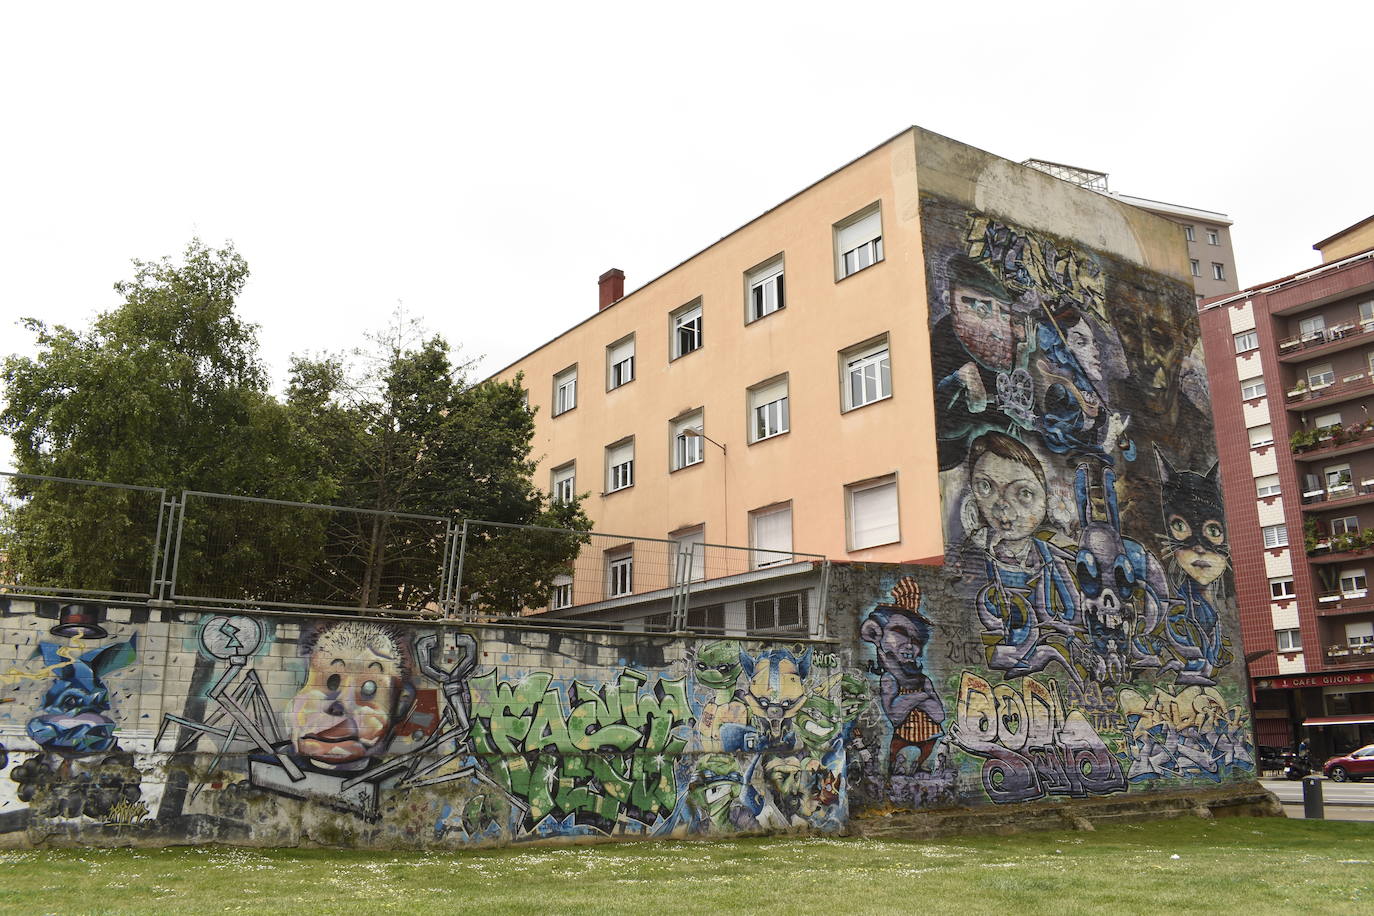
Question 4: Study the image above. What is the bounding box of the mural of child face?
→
[291,624,405,770]
[951,284,1015,370]
[972,452,1047,545]
[1168,514,1228,586]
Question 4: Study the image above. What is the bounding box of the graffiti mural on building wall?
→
[919,195,1254,806]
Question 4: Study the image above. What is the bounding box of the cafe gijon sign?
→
[1257,672,1374,690]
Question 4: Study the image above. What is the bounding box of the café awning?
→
[1303,715,1374,727]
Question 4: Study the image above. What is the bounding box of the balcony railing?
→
[1324,643,1374,664]
[1300,480,1374,507]
[1278,318,1374,359]
[1291,420,1374,456]
[1285,370,1374,406]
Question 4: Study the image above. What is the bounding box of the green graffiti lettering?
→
[568,680,640,751]
[525,686,573,753]
[469,670,551,755]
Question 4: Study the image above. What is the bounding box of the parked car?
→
[1322,744,1374,781]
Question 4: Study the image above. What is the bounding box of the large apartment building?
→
[1199,218,1374,757]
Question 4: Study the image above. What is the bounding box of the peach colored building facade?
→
[493,127,1195,576]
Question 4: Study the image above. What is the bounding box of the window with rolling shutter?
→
[847,476,899,550]
[607,336,635,389]
[750,504,793,569]
[834,205,883,278]
[606,440,634,493]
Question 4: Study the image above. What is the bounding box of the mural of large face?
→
[972,452,1047,545]
[1157,448,1229,587]
[869,613,927,682]
[795,693,842,753]
[951,283,1015,370]
[1063,314,1102,383]
[290,622,408,770]
[740,649,810,727]
[1114,295,1186,416]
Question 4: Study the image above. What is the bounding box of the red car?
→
[1323,743,1374,781]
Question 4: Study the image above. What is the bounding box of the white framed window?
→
[749,592,807,636]
[551,574,573,611]
[606,439,634,493]
[1314,411,1343,430]
[1361,301,1374,324]
[1249,424,1274,448]
[1212,263,1226,281]
[1184,225,1196,242]
[1240,375,1265,398]
[847,475,900,551]
[1269,577,1296,600]
[746,256,785,322]
[835,204,883,279]
[1347,621,1374,647]
[607,549,633,598]
[1276,628,1302,652]
[749,377,789,443]
[1299,315,1326,340]
[671,299,703,359]
[842,337,892,410]
[1262,524,1288,548]
[1207,229,1220,246]
[750,503,793,569]
[1234,331,1258,353]
[672,526,706,583]
[1331,516,1360,536]
[1256,474,1281,498]
[551,463,575,505]
[607,335,635,390]
[1340,568,1368,596]
[553,365,577,416]
[671,410,705,471]
[1190,259,1201,277]
[1308,363,1336,388]
[1368,351,1374,375]
[1326,464,1352,491]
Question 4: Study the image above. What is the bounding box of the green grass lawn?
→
[0,817,1369,915]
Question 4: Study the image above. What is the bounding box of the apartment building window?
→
[1255,474,1281,498]
[1299,315,1326,341]
[606,439,635,493]
[842,337,892,410]
[672,526,706,583]
[1239,376,1265,398]
[1348,621,1374,647]
[1308,363,1336,388]
[607,335,635,390]
[847,475,900,550]
[1341,568,1368,596]
[1361,301,1374,325]
[1184,225,1196,242]
[1262,524,1288,548]
[647,605,725,634]
[749,377,790,443]
[551,463,576,505]
[1207,229,1220,246]
[835,204,883,279]
[1276,628,1302,652]
[1234,331,1258,353]
[746,256,785,322]
[750,503,793,569]
[671,410,705,471]
[1190,259,1201,277]
[607,548,633,598]
[1326,464,1352,492]
[1368,351,1374,375]
[1270,577,1296,600]
[1212,262,1226,281]
[749,592,807,636]
[553,365,577,416]
[1314,411,1343,431]
[1331,516,1360,536]
[671,300,703,359]
[551,574,573,611]
[1248,424,1273,448]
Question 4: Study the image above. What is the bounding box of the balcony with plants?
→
[1305,516,1374,560]
[1290,419,1374,462]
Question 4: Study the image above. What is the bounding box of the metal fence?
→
[0,471,167,600]
[452,519,828,629]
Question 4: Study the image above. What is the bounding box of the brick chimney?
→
[598,268,625,310]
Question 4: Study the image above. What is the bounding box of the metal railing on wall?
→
[1,471,830,629]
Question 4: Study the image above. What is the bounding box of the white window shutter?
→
[851,481,899,549]
[837,209,881,252]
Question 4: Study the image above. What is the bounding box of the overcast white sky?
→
[3,1,1373,473]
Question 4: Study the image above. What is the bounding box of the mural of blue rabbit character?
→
[26,638,137,755]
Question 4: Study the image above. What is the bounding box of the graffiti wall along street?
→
[880,191,1256,809]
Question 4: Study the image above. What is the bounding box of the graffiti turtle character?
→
[687,754,754,832]
[26,639,137,755]
[694,640,749,747]
[794,693,843,757]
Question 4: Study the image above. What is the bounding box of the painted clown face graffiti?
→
[290,622,410,770]
[971,450,1048,548]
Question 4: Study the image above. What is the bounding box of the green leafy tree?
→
[0,239,328,597]
[287,316,591,614]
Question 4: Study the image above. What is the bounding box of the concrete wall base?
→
[850,782,1283,840]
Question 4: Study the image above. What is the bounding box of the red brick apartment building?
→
[1199,216,1374,757]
